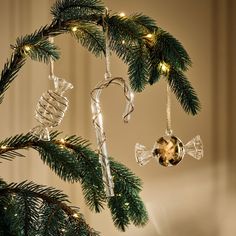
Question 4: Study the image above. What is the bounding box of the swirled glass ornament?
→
[135,134,203,167]
[31,75,73,141]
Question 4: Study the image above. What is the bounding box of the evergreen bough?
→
[0,0,201,234]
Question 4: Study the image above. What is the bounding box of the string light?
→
[73,213,79,218]
[61,229,66,232]
[122,40,125,44]
[60,138,65,144]
[159,62,170,74]
[145,33,153,39]
[1,145,7,150]
[24,45,31,52]
[71,26,78,32]
[119,12,126,17]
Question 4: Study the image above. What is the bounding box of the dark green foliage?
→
[0,53,25,104]
[0,132,149,231]
[51,0,105,21]
[0,181,98,236]
[151,29,192,72]
[129,13,157,32]
[127,46,150,92]
[107,14,152,91]
[108,160,148,231]
[15,31,60,63]
[167,69,201,115]
[0,1,202,234]
[70,22,105,56]
[0,2,200,114]
[107,15,145,44]
[148,60,161,85]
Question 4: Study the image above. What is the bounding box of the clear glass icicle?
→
[91,10,134,197]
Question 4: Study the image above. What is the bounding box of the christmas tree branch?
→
[167,68,200,115]
[0,0,200,114]
[0,53,26,104]
[0,132,149,231]
[0,180,99,235]
[51,0,105,21]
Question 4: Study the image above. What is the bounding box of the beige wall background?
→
[0,0,236,235]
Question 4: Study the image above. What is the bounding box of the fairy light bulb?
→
[71,26,78,32]
[122,40,125,44]
[24,45,31,52]
[145,33,153,39]
[159,62,170,74]
[119,12,126,17]
[60,138,65,144]
[1,145,7,150]
[73,213,79,218]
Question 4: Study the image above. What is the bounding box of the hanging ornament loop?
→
[49,37,55,78]
[166,84,172,136]
[103,7,112,80]
[91,11,134,197]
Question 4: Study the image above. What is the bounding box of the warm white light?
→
[24,45,31,52]
[73,213,79,218]
[145,33,153,38]
[71,26,78,32]
[159,62,170,73]
[61,229,66,232]
[119,12,126,17]
[60,138,65,144]
[1,145,7,150]
[122,40,125,44]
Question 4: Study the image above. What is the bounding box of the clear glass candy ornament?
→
[135,134,203,167]
[31,75,73,141]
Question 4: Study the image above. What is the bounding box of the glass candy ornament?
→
[135,134,203,167]
[31,75,73,141]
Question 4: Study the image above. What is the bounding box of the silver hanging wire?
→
[166,84,172,136]
[104,7,111,80]
[49,37,54,77]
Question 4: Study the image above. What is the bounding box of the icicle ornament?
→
[135,81,203,167]
[91,9,134,197]
[91,77,134,197]
[31,37,73,141]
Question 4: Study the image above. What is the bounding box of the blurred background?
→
[0,0,236,235]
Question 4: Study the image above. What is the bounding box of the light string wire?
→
[90,9,134,197]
